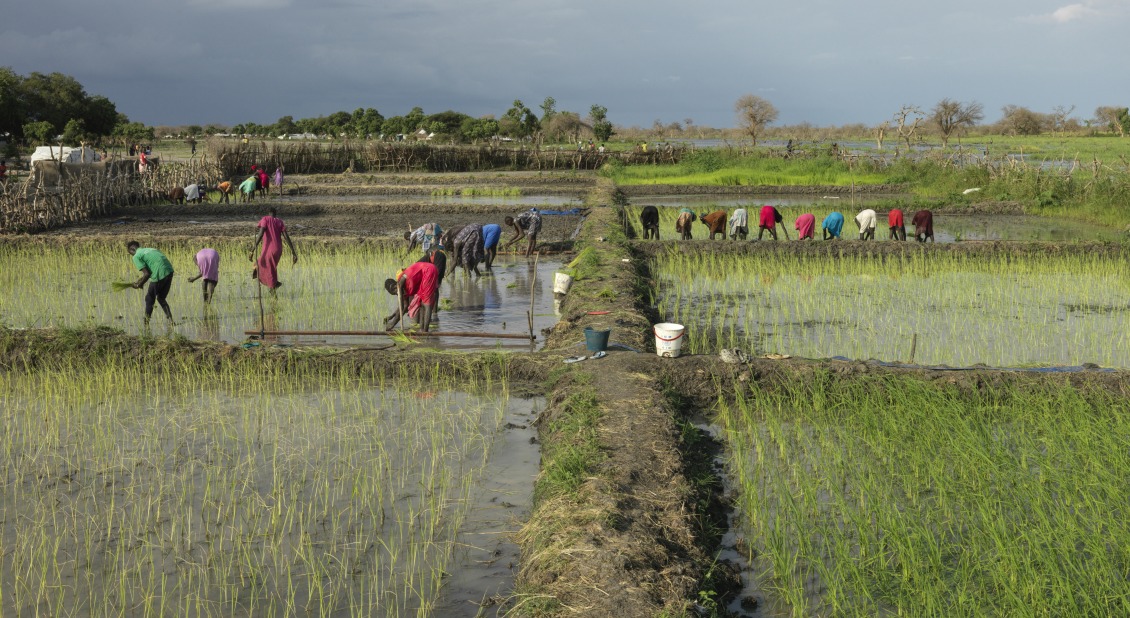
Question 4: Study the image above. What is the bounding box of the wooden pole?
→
[528,251,539,340]
[244,329,535,339]
[908,333,917,364]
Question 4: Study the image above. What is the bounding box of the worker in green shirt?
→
[127,241,176,325]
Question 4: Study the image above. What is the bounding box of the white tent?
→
[30,146,101,165]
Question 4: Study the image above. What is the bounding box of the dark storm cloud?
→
[1,0,1126,129]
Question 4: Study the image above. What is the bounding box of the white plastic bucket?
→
[654,323,685,358]
[553,272,573,294]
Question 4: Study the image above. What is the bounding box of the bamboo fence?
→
[0,159,223,233]
[210,140,690,176]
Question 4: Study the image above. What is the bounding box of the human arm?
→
[503,225,524,248]
[283,229,298,264]
[133,267,151,289]
[383,282,408,328]
[249,227,265,261]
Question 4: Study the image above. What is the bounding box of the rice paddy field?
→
[652,249,1130,368]
[715,372,1130,616]
[0,355,539,616]
[624,204,1123,243]
[0,240,561,349]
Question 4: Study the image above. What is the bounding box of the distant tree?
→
[999,105,1046,136]
[203,123,226,136]
[273,116,297,136]
[0,67,23,140]
[425,110,471,140]
[404,107,427,133]
[930,99,984,148]
[83,95,118,138]
[185,125,203,137]
[62,118,89,144]
[22,120,55,145]
[461,116,499,143]
[892,105,925,150]
[544,111,585,143]
[349,108,384,138]
[111,121,153,148]
[874,120,889,150]
[1050,105,1076,135]
[540,97,557,123]
[734,94,778,146]
[325,111,352,137]
[1094,106,1129,137]
[589,104,615,142]
[500,100,539,140]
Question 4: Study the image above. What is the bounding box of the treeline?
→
[0,67,155,154]
[216,99,617,146]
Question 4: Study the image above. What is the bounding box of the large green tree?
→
[589,105,614,142]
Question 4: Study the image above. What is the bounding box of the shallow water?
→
[2,372,543,616]
[2,250,562,351]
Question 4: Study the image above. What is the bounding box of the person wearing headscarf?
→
[675,207,695,240]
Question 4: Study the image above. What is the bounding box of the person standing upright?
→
[250,207,298,291]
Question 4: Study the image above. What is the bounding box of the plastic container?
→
[584,327,611,353]
[653,323,685,358]
[553,272,573,294]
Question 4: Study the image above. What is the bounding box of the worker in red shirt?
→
[383,261,439,332]
[888,209,906,241]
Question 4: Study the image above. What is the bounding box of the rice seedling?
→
[652,249,1130,368]
[0,240,561,347]
[716,373,1130,616]
[0,357,534,616]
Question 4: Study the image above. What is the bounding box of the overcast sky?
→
[3,0,1128,130]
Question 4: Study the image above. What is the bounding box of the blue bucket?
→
[583,327,611,353]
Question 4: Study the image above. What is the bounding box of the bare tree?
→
[893,105,924,150]
[1050,104,1075,135]
[874,120,889,150]
[1094,106,1129,137]
[998,105,1047,136]
[734,94,778,146]
[930,99,984,148]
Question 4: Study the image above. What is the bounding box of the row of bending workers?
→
[642,205,934,243]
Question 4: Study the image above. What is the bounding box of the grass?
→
[716,372,1130,616]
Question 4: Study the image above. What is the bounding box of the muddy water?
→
[436,396,542,615]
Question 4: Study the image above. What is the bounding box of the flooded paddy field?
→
[649,245,1130,368]
[623,203,1121,243]
[0,239,562,350]
[0,355,541,617]
[708,368,1130,616]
